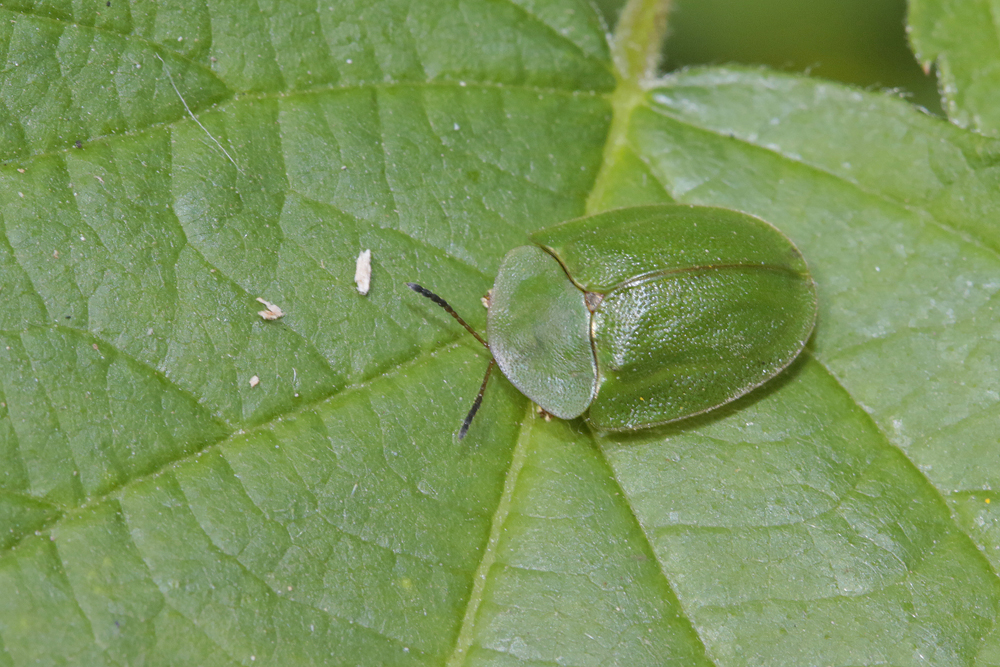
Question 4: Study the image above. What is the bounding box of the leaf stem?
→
[612,0,671,84]
[587,0,671,214]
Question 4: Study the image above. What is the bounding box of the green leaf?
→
[908,0,1000,135]
[2,0,999,665]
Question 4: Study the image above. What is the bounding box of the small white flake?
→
[355,249,372,295]
[249,375,259,388]
[256,297,284,320]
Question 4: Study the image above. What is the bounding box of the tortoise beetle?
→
[409,204,816,438]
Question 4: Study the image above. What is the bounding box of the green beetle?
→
[408,204,817,438]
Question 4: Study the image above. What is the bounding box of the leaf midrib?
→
[446,401,536,667]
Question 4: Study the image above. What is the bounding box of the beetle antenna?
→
[406,283,490,350]
[459,358,495,440]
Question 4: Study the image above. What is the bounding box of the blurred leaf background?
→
[659,0,940,113]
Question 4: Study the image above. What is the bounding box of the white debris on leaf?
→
[355,249,372,295]
[257,297,284,320]
[249,375,260,388]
